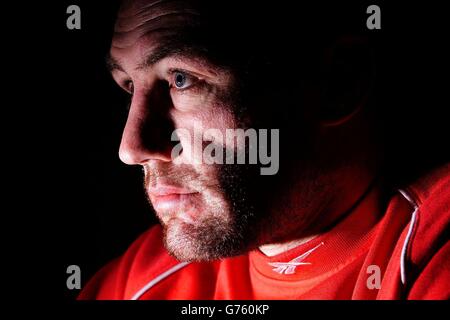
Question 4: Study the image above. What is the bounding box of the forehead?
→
[112,0,202,50]
[110,0,210,71]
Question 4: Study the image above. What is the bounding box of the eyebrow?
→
[105,41,211,74]
[105,55,124,72]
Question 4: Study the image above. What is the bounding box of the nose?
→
[119,85,175,165]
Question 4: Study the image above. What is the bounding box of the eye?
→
[172,71,195,90]
[125,81,134,94]
[175,72,186,87]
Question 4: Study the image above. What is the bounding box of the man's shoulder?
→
[120,224,200,299]
[127,223,176,268]
[406,162,450,207]
[402,163,450,294]
[404,163,450,237]
[79,224,185,299]
[125,224,182,277]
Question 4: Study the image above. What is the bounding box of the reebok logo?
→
[268,242,324,275]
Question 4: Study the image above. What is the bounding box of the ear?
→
[319,36,374,126]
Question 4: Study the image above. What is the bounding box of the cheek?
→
[171,94,198,112]
[191,163,233,219]
[170,88,217,112]
[170,107,238,163]
[202,106,239,139]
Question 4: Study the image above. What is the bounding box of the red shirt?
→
[79,164,450,300]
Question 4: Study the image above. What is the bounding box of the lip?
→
[148,185,198,216]
[148,185,196,197]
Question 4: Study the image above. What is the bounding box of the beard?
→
[144,160,261,262]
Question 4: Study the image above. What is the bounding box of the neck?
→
[258,175,383,257]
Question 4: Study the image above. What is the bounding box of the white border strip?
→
[398,189,419,285]
[130,262,190,300]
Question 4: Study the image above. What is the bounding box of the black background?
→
[48,1,157,301]
[9,1,449,303]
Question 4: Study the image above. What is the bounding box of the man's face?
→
[109,0,342,262]
[109,0,263,261]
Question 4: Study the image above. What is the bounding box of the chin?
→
[161,214,247,262]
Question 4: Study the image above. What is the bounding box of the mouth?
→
[148,185,199,221]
